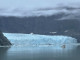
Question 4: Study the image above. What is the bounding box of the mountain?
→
[0,6,80,42]
[0,13,80,42]
[0,31,12,46]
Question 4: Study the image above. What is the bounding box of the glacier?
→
[3,33,77,46]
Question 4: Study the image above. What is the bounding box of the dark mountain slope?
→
[0,15,80,33]
[0,14,80,42]
[0,31,12,46]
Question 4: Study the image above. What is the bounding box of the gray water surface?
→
[0,45,80,60]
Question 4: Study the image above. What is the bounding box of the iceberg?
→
[3,33,77,46]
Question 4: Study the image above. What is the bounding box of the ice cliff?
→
[3,33,77,46]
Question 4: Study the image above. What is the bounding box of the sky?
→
[0,0,80,16]
[0,0,80,9]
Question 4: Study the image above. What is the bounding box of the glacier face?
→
[3,33,77,46]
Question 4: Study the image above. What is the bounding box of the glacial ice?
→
[3,33,77,46]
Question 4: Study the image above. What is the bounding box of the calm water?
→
[1,33,80,60]
[0,45,80,60]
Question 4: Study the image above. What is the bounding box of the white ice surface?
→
[3,33,77,46]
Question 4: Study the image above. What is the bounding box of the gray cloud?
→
[0,0,80,17]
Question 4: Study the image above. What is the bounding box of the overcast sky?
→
[0,0,80,9]
[0,0,80,16]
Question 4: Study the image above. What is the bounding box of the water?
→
[0,33,80,60]
[0,45,80,60]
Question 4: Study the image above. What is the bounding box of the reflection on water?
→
[0,47,10,60]
[0,45,80,60]
[2,33,80,60]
